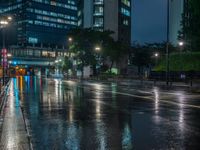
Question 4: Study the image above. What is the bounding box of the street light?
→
[154,53,159,57]
[0,16,12,85]
[178,41,184,74]
[95,46,101,52]
[154,53,159,66]
[179,41,184,47]
[68,37,73,42]
[166,0,170,85]
[94,46,101,76]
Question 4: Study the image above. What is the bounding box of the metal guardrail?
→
[0,78,11,115]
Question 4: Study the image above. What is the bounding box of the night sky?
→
[131,0,167,45]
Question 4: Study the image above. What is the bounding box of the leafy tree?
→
[68,28,129,76]
[130,47,152,75]
[103,40,129,73]
[63,57,73,71]
[68,28,103,77]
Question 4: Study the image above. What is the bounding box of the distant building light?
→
[7,53,12,57]
[28,37,38,44]
[0,21,8,25]
[8,16,12,20]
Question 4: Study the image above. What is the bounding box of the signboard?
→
[1,48,8,68]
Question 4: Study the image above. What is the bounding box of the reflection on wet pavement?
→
[5,76,200,149]
[0,77,30,150]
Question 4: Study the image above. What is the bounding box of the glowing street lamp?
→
[178,41,184,72]
[68,37,73,42]
[178,41,184,47]
[154,53,159,65]
[95,46,101,52]
[154,53,159,57]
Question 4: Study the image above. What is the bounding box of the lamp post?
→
[68,37,73,43]
[95,46,101,76]
[166,0,170,85]
[178,41,184,78]
[68,37,75,77]
[1,16,12,85]
[154,53,159,66]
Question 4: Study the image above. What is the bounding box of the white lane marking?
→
[103,90,200,109]
[63,81,200,109]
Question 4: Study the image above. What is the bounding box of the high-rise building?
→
[169,0,184,46]
[0,0,77,50]
[78,0,131,45]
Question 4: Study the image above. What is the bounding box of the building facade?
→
[169,0,185,46]
[78,0,131,45]
[0,0,78,57]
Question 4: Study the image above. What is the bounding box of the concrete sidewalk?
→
[0,81,31,150]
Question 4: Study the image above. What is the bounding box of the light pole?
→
[178,41,184,77]
[154,53,159,66]
[68,37,73,43]
[166,0,170,85]
[95,46,101,76]
[1,16,12,85]
[68,37,75,77]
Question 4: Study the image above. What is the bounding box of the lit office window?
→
[123,19,129,25]
[94,6,103,14]
[121,8,130,16]
[121,0,130,7]
[94,18,103,27]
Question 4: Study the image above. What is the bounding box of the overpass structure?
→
[7,45,67,75]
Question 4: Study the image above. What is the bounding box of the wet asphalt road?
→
[11,76,200,150]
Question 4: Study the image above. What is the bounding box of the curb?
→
[0,79,12,116]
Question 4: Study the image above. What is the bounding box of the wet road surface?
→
[0,79,30,150]
[4,77,200,149]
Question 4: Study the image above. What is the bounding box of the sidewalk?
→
[0,81,31,150]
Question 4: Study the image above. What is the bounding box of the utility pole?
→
[166,0,170,85]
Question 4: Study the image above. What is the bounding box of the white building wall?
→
[169,0,184,46]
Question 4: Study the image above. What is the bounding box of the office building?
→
[169,0,184,46]
[78,0,131,45]
[0,0,78,57]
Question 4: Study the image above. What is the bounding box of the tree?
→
[68,28,105,78]
[68,28,129,76]
[62,56,73,76]
[103,40,129,73]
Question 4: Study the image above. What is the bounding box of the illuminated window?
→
[121,8,130,16]
[121,0,130,7]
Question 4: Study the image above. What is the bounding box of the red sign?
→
[1,48,8,68]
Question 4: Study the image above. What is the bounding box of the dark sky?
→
[131,0,167,45]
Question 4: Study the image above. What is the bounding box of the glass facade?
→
[93,0,104,31]
[78,0,131,45]
[0,0,78,47]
